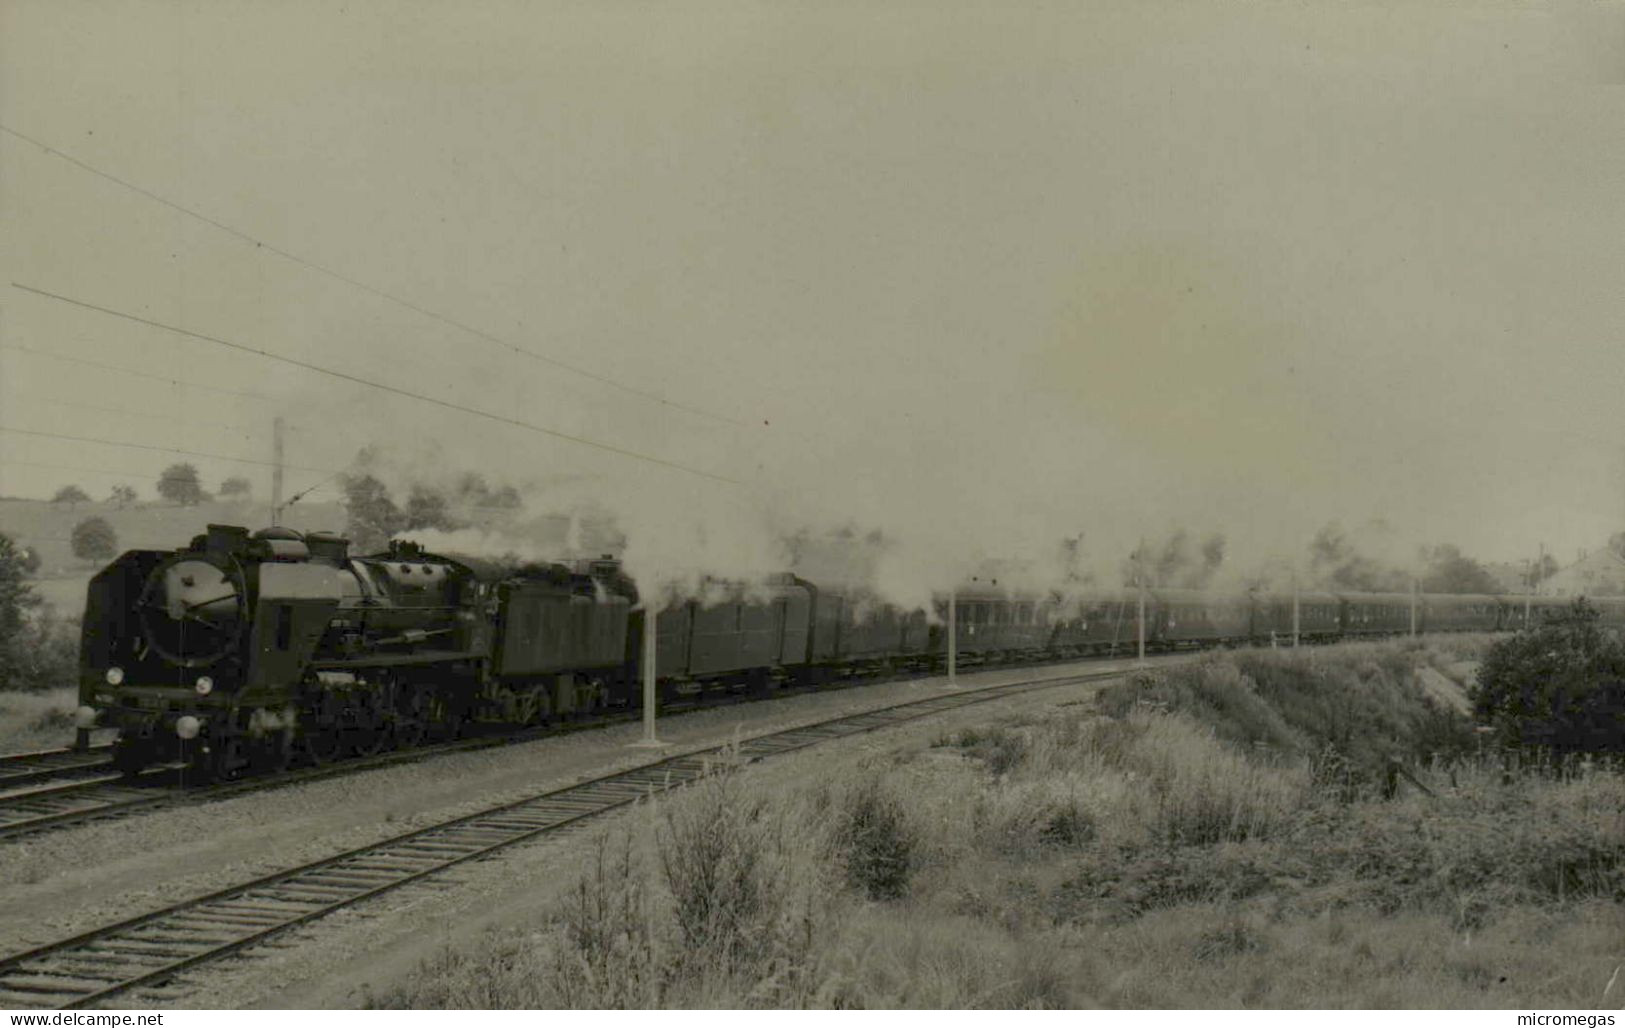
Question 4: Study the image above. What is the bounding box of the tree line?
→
[47,465,253,509]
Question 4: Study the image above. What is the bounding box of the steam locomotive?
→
[74,523,1617,780]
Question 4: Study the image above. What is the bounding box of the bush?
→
[655,770,826,1002]
[836,775,917,900]
[550,834,661,1008]
[1473,599,1625,758]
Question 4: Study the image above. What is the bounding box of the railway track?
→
[0,774,175,838]
[0,663,1138,1008]
[0,745,113,791]
[0,653,1149,843]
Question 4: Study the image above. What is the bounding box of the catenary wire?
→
[11,282,742,486]
[0,122,747,428]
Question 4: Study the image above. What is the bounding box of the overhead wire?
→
[26,395,256,439]
[0,121,747,429]
[0,424,343,476]
[10,282,743,486]
[0,342,273,402]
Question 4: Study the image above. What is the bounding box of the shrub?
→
[836,774,916,900]
[1473,599,1625,759]
[550,833,661,1008]
[655,771,825,1001]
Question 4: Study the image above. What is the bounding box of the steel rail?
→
[0,745,114,790]
[0,664,1137,1008]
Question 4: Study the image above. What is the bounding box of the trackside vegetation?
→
[0,532,76,695]
[1473,599,1625,759]
[376,637,1625,1009]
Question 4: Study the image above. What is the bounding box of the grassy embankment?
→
[375,634,1624,1009]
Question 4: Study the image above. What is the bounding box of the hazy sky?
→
[2,0,1622,582]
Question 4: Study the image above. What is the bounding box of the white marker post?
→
[1524,556,1533,627]
[1292,570,1301,649]
[1135,545,1148,668]
[1409,577,1419,638]
[947,589,958,686]
[632,605,663,748]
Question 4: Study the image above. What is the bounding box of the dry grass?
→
[381,638,1624,1009]
[0,686,79,753]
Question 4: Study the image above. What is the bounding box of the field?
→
[375,636,1625,1009]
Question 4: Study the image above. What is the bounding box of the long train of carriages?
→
[72,524,1621,780]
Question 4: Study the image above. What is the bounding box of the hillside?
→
[379,637,1625,1009]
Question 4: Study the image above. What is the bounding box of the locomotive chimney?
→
[204,524,251,556]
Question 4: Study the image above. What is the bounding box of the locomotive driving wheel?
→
[391,687,430,748]
[347,687,388,757]
[204,733,248,782]
[260,729,294,773]
[300,693,346,766]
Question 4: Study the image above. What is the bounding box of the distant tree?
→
[70,517,118,565]
[343,474,405,554]
[1420,544,1499,595]
[218,476,252,500]
[51,485,90,506]
[156,463,207,506]
[107,484,138,509]
[1473,599,1625,758]
[1529,553,1559,589]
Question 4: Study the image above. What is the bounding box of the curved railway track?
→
[0,663,1139,1009]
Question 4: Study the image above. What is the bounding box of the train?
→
[73,523,1619,780]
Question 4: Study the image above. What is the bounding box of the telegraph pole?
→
[947,588,957,685]
[1410,576,1419,637]
[270,416,286,526]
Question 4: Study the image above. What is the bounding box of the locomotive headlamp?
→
[175,716,201,740]
[105,667,125,686]
[195,676,214,696]
[73,706,98,730]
